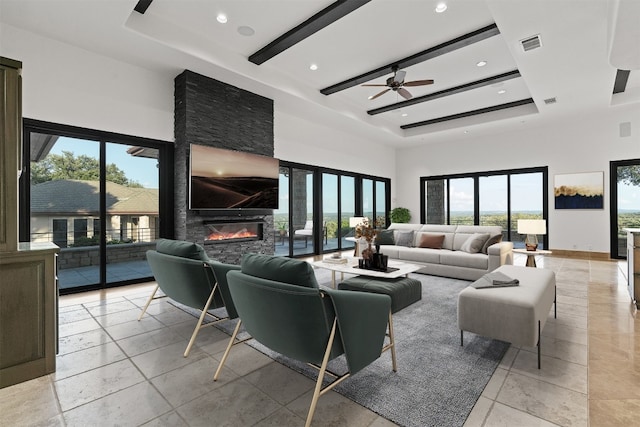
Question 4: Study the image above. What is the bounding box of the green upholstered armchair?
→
[140,239,240,357]
[213,253,394,427]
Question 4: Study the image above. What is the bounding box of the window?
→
[610,159,640,258]
[20,119,172,294]
[73,218,88,243]
[421,167,548,246]
[275,161,390,257]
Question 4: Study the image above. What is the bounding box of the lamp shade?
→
[349,217,366,228]
[517,219,546,235]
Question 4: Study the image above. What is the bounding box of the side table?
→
[513,248,552,267]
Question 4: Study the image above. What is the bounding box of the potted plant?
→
[390,207,411,223]
[278,221,287,236]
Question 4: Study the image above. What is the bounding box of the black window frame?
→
[278,160,391,257]
[420,166,549,245]
[19,118,174,292]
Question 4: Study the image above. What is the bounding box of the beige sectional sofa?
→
[378,223,513,281]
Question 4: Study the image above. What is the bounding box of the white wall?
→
[396,104,640,253]
[1,24,175,142]
[274,110,396,180]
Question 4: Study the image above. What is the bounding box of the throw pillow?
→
[394,230,414,247]
[481,234,503,254]
[460,233,490,254]
[241,253,319,289]
[376,229,395,245]
[155,238,209,261]
[418,233,445,249]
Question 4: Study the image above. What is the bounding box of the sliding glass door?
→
[421,167,547,246]
[275,161,389,258]
[611,160,640,258]
[22,120,171,293]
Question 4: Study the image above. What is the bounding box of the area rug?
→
[172,271,508,427]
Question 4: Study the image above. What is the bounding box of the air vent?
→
[544,97,557,105]
[520,34,542,52]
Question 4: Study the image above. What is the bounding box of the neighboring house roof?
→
[31,179,159,215]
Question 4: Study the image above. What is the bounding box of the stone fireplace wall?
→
[174,70,275,263]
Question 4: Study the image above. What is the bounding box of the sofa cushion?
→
[394,230,414,247]
[415,231,455,250]
[482,234,503,254]
[440,251,489,270]
[241,253,319,288]
[396,247,441,264]
[460,233,490,253]
[455,225,503,236]
[376,229,395,245]
[418,224,458,233]
[418,233,445,249]
[388,223,423,232]
[156,239,209,261]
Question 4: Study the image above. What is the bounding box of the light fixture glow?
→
[476,60,487,67]
[435,2,447,13]
[309,63,318,71]
[216,13,227,24]
[498,89,506,94]
[401,113,408,117]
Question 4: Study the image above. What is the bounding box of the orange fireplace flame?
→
[206,227,257,241]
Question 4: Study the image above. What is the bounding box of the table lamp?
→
[517,219,546,251]
[349,217,366,228]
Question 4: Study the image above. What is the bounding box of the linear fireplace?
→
[204,220,264,244]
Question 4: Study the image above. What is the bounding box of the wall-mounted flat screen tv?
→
[189,144,279,210]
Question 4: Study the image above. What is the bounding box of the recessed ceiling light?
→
[309,64,318,71]
[476,60,487,67]
[216,13,227,24]
[238,26,255,36]
[498,89,506,94]
[401,113,408,117]
[435,2,447,13]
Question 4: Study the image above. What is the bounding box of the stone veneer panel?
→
[174,70,275,263]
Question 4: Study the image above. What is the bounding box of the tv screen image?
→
[189,144,279,210]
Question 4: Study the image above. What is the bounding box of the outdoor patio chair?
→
[294,220,328,247]
[140,239,240,357]
[213,253,394,427]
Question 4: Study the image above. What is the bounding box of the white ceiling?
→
[1,0,638,147]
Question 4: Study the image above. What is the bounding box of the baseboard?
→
[547,249,613,261]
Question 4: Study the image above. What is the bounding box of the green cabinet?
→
[0,57,59,388]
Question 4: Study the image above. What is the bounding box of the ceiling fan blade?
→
[361,84,389,87]
[369,88,390,100]
[398,87,413,100]
[393,70,406,83]
[403,79,434,87]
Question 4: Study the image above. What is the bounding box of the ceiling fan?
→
[362,66,434,100]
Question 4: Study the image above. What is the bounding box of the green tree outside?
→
[31,150,142,187]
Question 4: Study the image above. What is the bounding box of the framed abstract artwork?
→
[554,171,604,209]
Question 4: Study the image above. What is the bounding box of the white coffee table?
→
[312,257,422,288]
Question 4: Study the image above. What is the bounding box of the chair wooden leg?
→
[184,283,218,358]
[387,311,397,372]
[213,319,243,381]
[137,284,159,321]
[306,319,338,427]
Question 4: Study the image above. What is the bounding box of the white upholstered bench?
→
[457,265,556,368]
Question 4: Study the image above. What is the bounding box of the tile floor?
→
[0,254,638,426]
